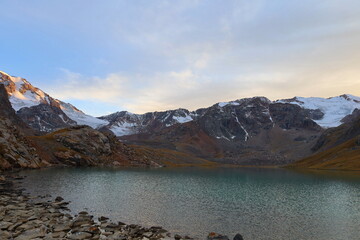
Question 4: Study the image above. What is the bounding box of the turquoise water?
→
[20,167,360,240]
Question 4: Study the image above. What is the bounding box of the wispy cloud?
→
[49,65,360,115]
[2,1,360,115]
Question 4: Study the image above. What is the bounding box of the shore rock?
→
[207,232,230,240]
[233,233,244,240]
[0,174,193,240]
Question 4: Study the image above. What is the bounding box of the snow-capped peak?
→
[0,71,50,111]
[277,94,360,128]
[0,71,108,129]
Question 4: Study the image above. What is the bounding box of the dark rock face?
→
[17,104,76,132]
[269,103,322,131]
[233,233,244,240]
[196,97,273,141]
[0,84,28,130]
[341,108,360,124]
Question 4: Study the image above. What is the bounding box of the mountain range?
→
[0,70,359,170]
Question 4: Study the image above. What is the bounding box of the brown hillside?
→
[288,136,360,171]
[288,111,360,171]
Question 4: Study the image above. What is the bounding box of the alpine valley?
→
[1,70,360,170]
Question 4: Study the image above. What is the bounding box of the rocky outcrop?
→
[341,108,360,124]
[269,103,322,131]
[0,118,45,169]
[0,84,47,169]
[31,126,160,167]
[0,84,30,132]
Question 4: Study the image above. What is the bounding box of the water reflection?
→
[20,167,360,240]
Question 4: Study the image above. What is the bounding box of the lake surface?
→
[19,167,360,240]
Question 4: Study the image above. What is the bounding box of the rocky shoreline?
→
[0,173,244,240]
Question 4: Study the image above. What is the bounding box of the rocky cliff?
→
[0,84,46,169]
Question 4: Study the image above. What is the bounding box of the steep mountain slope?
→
[287,137,360,170]
[0,71,108,132]
[288,111,360,170]
[0,84,47,169]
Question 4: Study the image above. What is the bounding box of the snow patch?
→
[60,103,108,129]
[173,114,193,123]
[218,101,240,107]
[110,123,137,137]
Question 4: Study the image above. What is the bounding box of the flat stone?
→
[0,230,12,239]
[53,223,71,232]
[14,225,46,240]
[0,221,12,230]
[68,231,93,239]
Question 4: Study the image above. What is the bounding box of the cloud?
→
[3,1,360,115]
[49,63,360,115]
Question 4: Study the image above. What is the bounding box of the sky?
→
[1,0,360,116]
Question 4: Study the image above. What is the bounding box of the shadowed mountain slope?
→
[288,109,360,170]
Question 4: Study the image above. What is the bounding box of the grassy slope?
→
[130,144,218,167]
[288,137,360,171]
[29,128,217,167]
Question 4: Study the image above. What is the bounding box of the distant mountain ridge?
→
[1,70,360,167]
[2,70,360,137]
[100,95,360,137]
[120,97,324,165]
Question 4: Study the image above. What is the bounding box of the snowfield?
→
[277,95,360,128]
